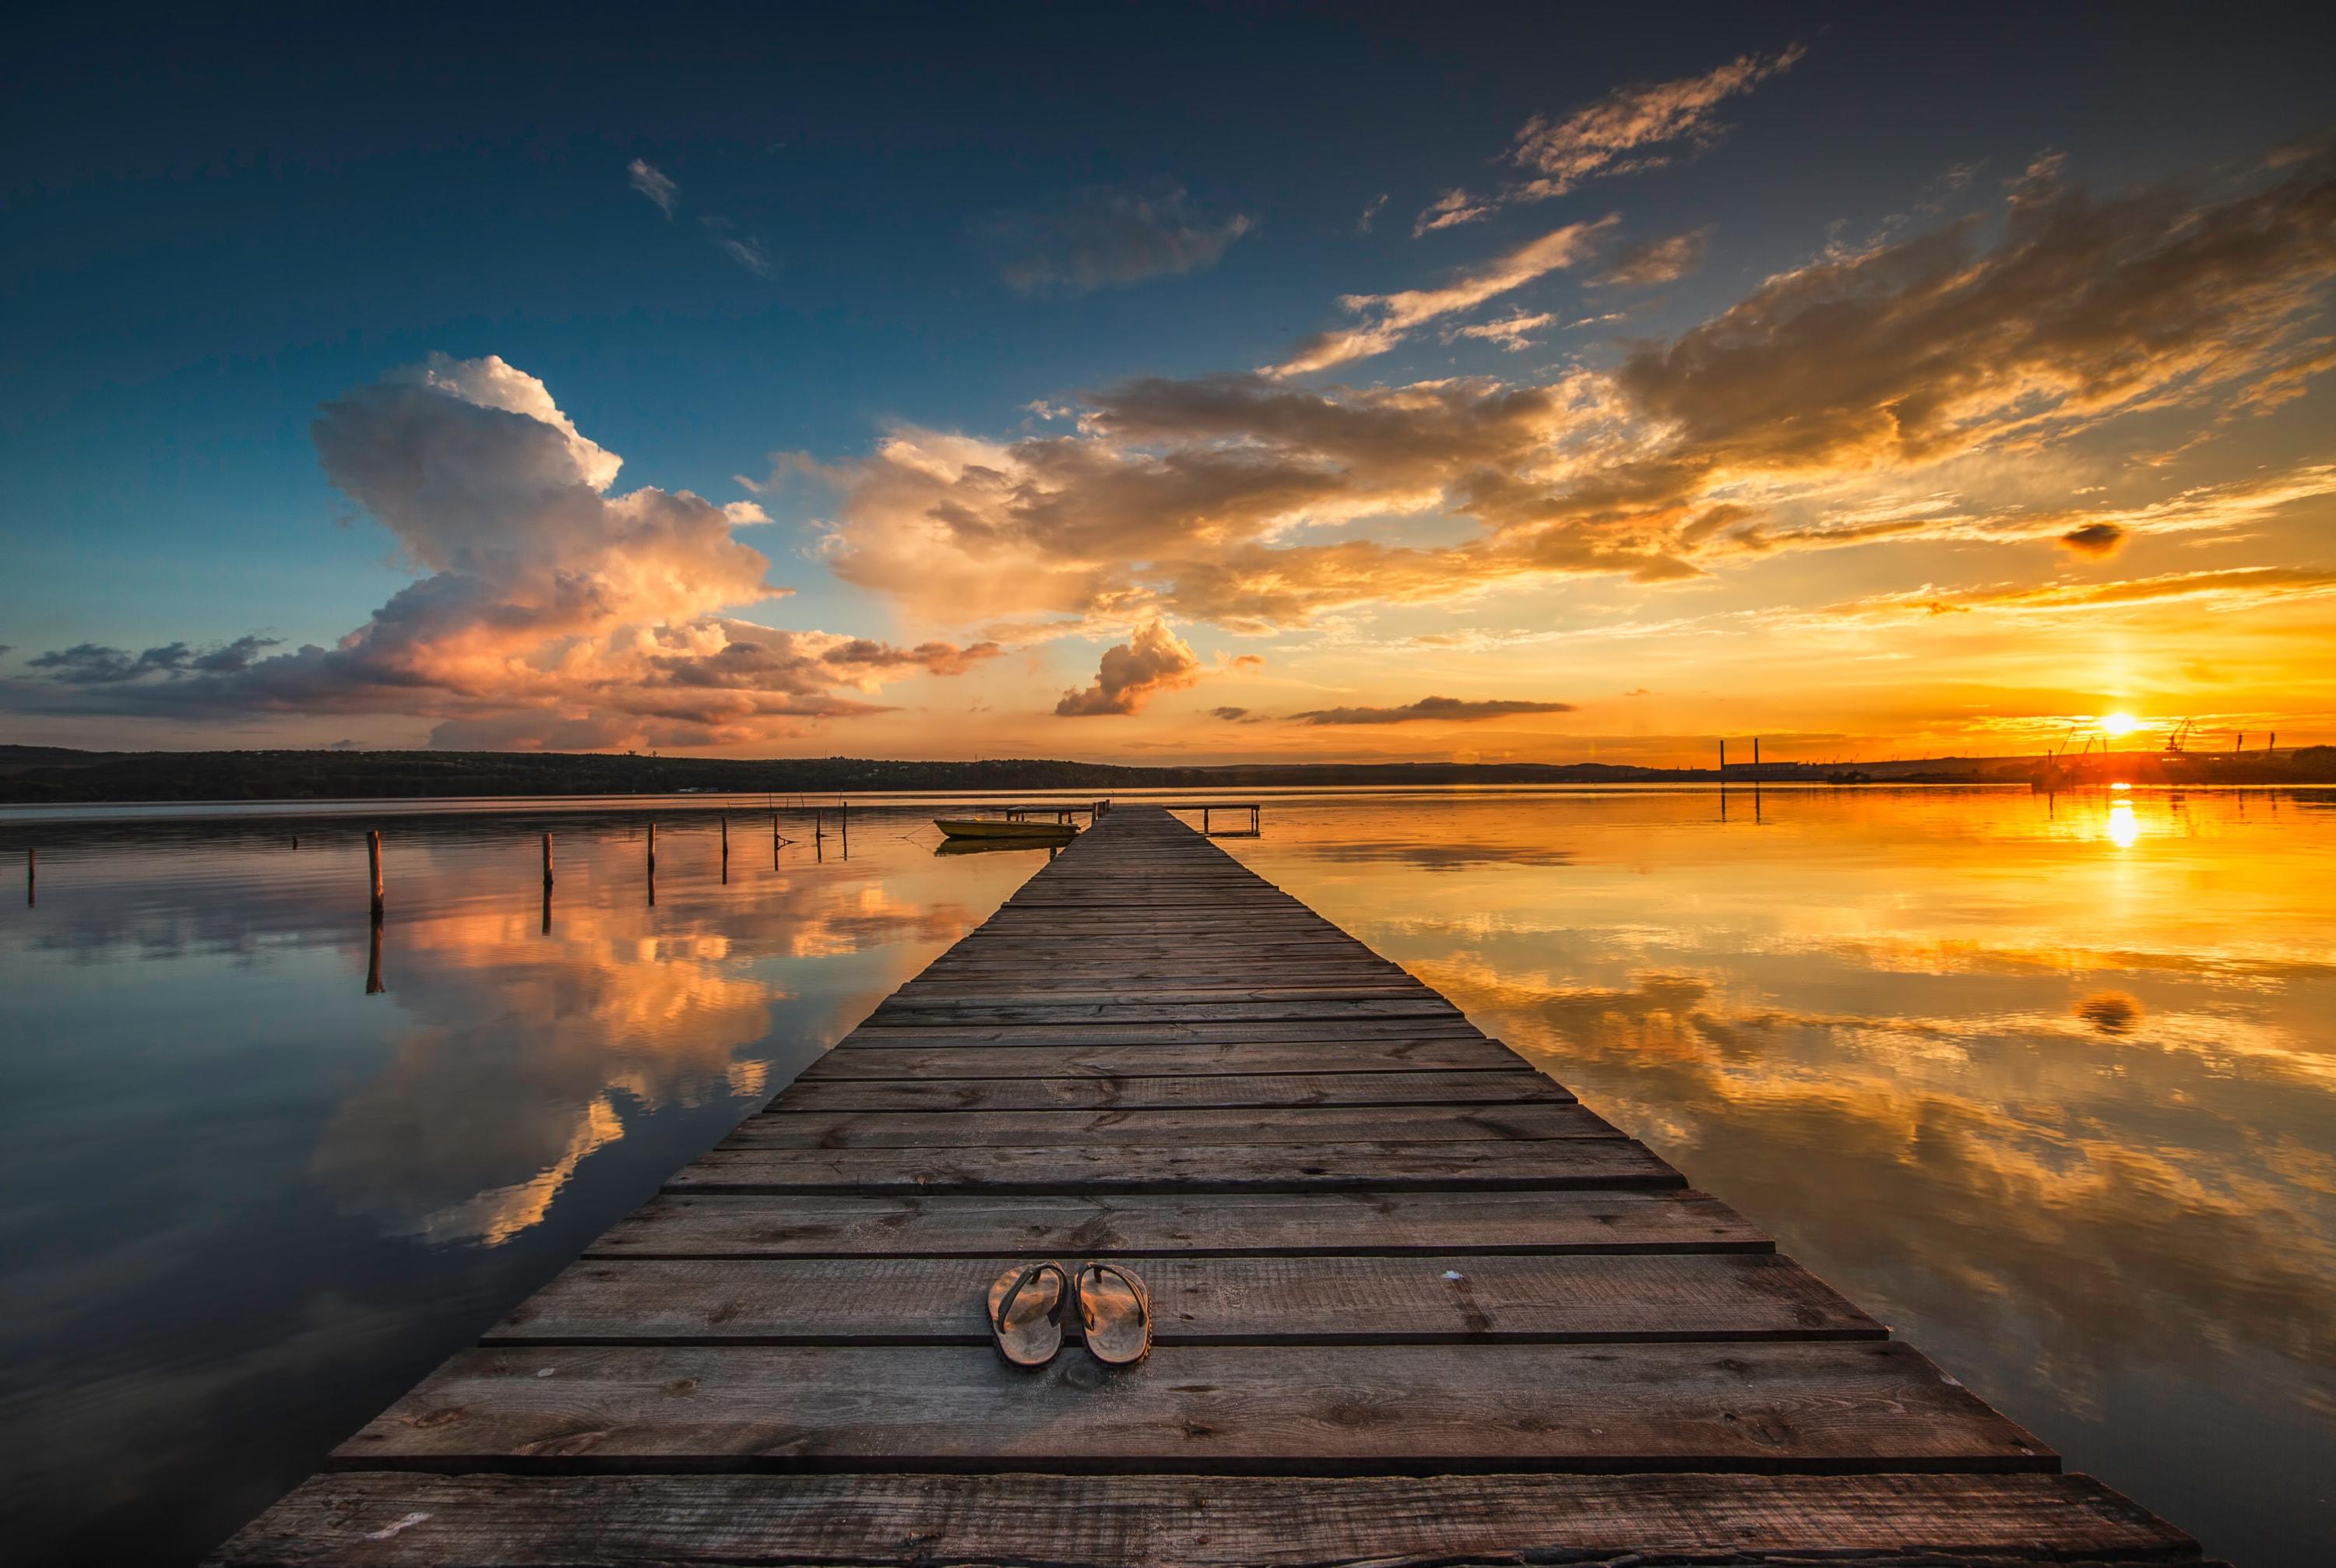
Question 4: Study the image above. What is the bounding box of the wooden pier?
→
[212,806,2196,1565]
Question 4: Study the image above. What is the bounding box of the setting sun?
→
[2101,712,2142,737]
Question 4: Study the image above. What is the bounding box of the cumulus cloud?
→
[627,159,678,217]
[816,146,2336,640]
[1594,229,1711,287]
[976,185,1252,295]
[7,356,993,747]
[1053,617,1201,716]
[1268,217,1616,375]
[1291,696,1576,725]
[1414,46,1804,235]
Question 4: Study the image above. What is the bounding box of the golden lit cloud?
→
[5,357,997,749]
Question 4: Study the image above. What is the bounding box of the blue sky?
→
[4,4,2332,758]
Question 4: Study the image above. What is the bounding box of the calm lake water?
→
[2,787,2331,1564]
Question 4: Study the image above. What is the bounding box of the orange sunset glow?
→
[5,22,2332,768]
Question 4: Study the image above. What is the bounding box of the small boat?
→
[934,817,1078,842]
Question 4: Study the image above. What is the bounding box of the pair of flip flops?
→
[987,1260,1151,1368]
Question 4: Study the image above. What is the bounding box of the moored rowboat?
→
[934,817,1080,841]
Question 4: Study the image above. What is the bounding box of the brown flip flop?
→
[1075,1261,1152,1366]
[987,1260,1070,1367]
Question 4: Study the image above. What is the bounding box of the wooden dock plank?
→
[212,1471,2197,1568]
[797,1038,1532,1078]
[866,997,1465,1025]
[330,1341,2053,1475]
[584,1189,1775,1258]
[832,1017,1490,1046]
[723,1102,1619,1148]
[667,1137,1684,1194]
[769,1068,1569,1111]
[484,1253,1883,1345]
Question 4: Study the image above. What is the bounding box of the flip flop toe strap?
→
[1077,1262,1149,1331]
[994,1262,1068,1335]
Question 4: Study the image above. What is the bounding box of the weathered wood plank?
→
[897,972,1420,994]
[867,997,1463,1025]
[331,1341,2053,1474]
[726,1102,1619,1148]
[211,1471,2198,1568]
[484,1253,1882,1345]
[667,1137,1684,1194]
[834,1017,1489,1046]
[770,1069,1569,1112]
[886,983,1440,1004]
[586,1189,1773,1258]
[797,1037,1531,1078]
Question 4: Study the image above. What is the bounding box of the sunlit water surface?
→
[2,787,2331,1564]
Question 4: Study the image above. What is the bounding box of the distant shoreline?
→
[3,743,2331,805]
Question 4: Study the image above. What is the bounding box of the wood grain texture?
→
[667,1137,1684,1194]
[796,1038,1533,1078]
[486,1253,1881,1345]
[834,1016,1490,1046]
[867,997,1465,1025]
[331,1341,2053,1474]
[208,1471,2201,1568]
[586,1189,1774,1258]
[726,1102,1618,1148]
[769,1068,1569,1111]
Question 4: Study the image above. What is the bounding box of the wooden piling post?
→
[542,832,554,888]
[367,831,384,916]
[26,847,33,906]
[1719,738,1726,785]
[365,914,384,994]
[721,815,730,879]
[647,821,657,874]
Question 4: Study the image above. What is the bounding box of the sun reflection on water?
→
[1221,785,2336,1564]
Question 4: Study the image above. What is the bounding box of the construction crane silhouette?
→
[2162,719,2194,756]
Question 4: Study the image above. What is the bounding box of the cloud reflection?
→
[1225,786,2336,1531]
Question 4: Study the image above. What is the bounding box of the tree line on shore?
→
[1,744,2329,803]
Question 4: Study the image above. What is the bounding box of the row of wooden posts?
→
[359,804,852,918]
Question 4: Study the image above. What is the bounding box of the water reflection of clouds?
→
[311,852,994,1246]
[0,811,1038,1564]
[1230,789,2336,1550]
